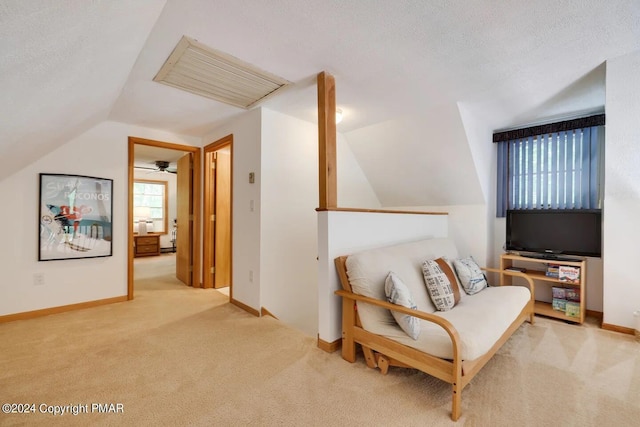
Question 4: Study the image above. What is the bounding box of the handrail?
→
[317,207,447,215]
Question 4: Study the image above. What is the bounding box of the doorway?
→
[127,137,202,299]
[203,134,233,292]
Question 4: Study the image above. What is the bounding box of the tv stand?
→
[500,253,586,324]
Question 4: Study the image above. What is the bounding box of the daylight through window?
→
[133,180,168,233]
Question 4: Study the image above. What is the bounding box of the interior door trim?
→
[127,136,202,299]
[203,134,233,291]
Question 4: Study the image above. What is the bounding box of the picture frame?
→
[39,173,113,261]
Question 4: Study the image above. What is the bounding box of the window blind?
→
[495,118,603,217]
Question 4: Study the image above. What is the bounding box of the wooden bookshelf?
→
[500,253,586,324]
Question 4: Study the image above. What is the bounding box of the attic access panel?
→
[154,36,291,109]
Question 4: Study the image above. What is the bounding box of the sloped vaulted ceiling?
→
[2,1,640,207]
[0,0,166,180]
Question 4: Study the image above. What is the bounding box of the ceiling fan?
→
[135,160,178,174]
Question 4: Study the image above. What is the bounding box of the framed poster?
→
[39,173,113,261]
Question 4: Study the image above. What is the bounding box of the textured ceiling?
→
[2,0,640,205]
[0,0,166,180]
[109,0,640,135]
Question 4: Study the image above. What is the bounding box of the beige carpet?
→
[1,255,639,426]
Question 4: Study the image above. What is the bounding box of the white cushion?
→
[385,272,420,340]
[345,238,460,335]
[453,256,488,295]
[382,285,530,360]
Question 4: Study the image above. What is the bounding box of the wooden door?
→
[176,153,192,285]
[213,149,231,288]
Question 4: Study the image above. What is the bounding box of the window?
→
[495,115,604,217]
[133,180,168,233]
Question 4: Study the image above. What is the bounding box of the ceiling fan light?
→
[155,160,170,171]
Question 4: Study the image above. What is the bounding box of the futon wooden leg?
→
[341,300,357,362]
[451,382,462,421]
[342,333,356,363]
[362,346,377,368]
[529,301,535,324]
[377,354,390,375]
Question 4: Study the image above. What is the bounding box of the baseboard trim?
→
[260,307,278,319]
[586,309,603,320]
[317,336,341,353]
[230,298,260,317]
[0,296,128,323]
[602,322,636,335]
[587,310,603,327]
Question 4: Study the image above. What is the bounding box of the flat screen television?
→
[505,209,602,258]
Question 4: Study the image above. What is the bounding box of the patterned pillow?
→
[453,256,488,295]
[422,258,461,311]
[384,272,420,340]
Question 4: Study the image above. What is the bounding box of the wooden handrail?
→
[317,207,447,215]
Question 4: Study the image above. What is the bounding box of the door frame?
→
[127,136,202,299]
[203,134,233,291]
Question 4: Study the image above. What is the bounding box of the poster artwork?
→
[39,174,113,261]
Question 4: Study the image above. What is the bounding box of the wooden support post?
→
[317,71,337,209]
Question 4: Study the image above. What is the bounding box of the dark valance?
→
[492,114,605,143]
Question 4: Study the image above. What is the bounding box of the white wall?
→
[337,133,381,208]
[458,103,499,265]
[318,211,448,343]
[202,109,263,312]
[603,49,640,329]
[391,205,488,266]
[0,121,199,316]
[345,105,485,207]
[260,109,319,335]
[202,108,380,336]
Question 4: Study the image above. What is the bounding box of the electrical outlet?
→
[250,200,254,212]
[249,270,253,282]
[33,273,45,286]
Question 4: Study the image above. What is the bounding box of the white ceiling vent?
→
[154,36,291,109]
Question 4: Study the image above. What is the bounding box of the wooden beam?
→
[317,71,337,209]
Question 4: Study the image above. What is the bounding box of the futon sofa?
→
[334,237,534,421]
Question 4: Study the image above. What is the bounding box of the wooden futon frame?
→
[334,256,534,421]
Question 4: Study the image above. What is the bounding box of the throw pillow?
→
[453,256,488,295]
[384,271,420,340]
[422,257,461,311]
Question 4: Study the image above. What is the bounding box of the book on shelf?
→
[552,298,567,312]
[565,288,580,302]
[559,266,580,284]
[565,301,580,318]
[552,286,566,299]
[546,264,560,278]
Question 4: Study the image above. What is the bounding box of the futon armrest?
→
[481,267,535,298]
[334,289,462,361]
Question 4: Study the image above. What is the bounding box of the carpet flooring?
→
[1,254,639,426]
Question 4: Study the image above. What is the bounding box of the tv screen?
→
[506,209,602,258]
